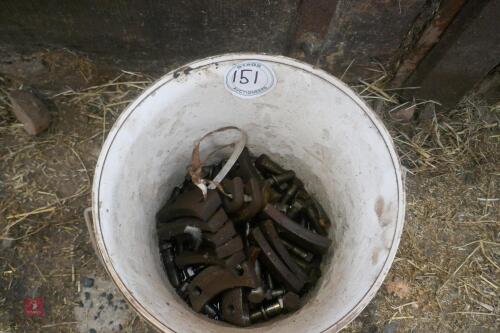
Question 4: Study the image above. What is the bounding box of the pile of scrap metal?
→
[157,144,332,327]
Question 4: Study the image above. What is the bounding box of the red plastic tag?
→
[24,297,45,317]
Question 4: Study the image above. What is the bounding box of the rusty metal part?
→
[159,243,180,288]
[221,288,251,327]
[282,292,301,312]
[262,182,283,206]
[255,154,286,175]
[313,199,331,228]
[247,286,266,304]
[215,236,244,259]
[247,246,261,264]
[187,262,258,312]
[273,202,289,214]
[203,303,220,319]
[260,220,308,282]
[281,239,314,263]
[280,180,300,205]
[174,233,196,252]
[182,266,205,280]
[233,178,264,222]
[157,189,221,222]
[247,260,265,304]
[296,189,311,201]
[292,255,311,272]
[266,272,274,290]
[268,288,286,300]
[174,251,223,267]
[305,204,328,236]
[157,215,224,241]
[224,250,246,267]
[168,186,182,204]
[204,222,237,247]
[249,292,300,322]
[235,147,261,181]
[207,208,230,230]
[269,170,295,185]
[264,204,331,255]
[177,281,190,300]
[251,228,305,293]
[287,198,311,219]
[221,177,244,213]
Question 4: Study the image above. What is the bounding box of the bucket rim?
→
[91,52,406,333]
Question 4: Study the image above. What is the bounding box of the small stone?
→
[100,292,107,297]
[391,104,416,123]
[89,329,97,333]
[84,292,91,300]
[7,90,50,135]
[418,102,436,122]
[81,277,95,288]
[107,293,114,301]
[383,321,399,333]
[1,239,14,249]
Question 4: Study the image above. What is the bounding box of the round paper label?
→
[224,61,276,98]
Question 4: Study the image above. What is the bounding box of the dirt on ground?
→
[0,49,498,333]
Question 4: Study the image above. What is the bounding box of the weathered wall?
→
[405,0,500,106]
[0,0,498,105]
[0,1,299,71]
[318,0,426,81]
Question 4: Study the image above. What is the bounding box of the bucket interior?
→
[93,55,404,333]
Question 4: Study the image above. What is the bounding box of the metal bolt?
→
[287,198,311,219]
[248,260,266,304]
[266,273,274,290]
[280,180,300,205]
[305,205,327,236]
[281,239,314,262]
[255,154,286,175]
[313,200,331,229]
[203,303,219,319]
[269,170,295,185]
[250,292,301,322]
[177,281,189,300]
[248,286,266,304]
[269,288,286,299]
[160,243,180,288]
[250,298,283,322]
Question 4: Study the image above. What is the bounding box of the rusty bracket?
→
[233,178,264,222]
[157,213,226,241]
[188,262,258,312]
[204,221,237,247]
[215,236,244,259]
[264,204,331,255]
[221,177,244,213]
[174,251,223,267]
[251,228,305,293]
[221,288,251,327]
[157,189,221,222]
[260,220,308,282]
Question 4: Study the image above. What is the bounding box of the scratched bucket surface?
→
[91,54,405,333]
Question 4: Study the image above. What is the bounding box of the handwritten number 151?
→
[233,69,259,84]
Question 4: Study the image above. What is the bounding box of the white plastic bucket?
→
[90,54,405,333]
